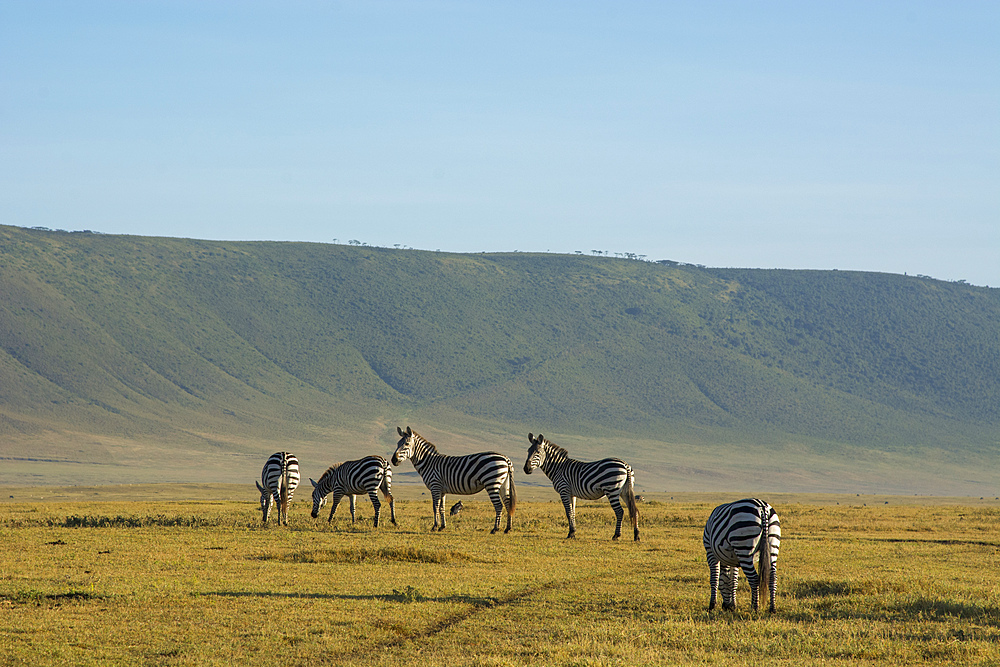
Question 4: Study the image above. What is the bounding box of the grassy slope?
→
[0,225,998,493]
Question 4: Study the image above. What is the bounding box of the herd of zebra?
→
[256,426,782,613]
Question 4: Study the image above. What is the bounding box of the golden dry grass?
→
[2,487,999,666]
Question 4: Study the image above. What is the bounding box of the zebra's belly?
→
[339,484,375,496]
[567,487,607,501]
[440,482,489,496]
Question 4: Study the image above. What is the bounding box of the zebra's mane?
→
[410,431,439,454]
[319,463,341,481]
[540,437,570,459]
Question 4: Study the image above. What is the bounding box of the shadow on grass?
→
[788,580,1000,625]
[875,537,1000,548]
[256,546,480,564]
[1,589,110,605]
[204,589,500,606]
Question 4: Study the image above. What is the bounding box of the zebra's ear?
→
[255,481,264,492]
[528,432,534,441]
[406,426,412,435]
[310,478,317,488]
[397,426,405,436]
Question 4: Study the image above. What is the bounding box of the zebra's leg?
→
[271,492,282,525]
[740,558,761,612]
[368,489,381,527]
[768,561,778,613]
[429,492,440,530]
[380,476,397,525]
[438,493,448,531]
[608,493,625,541]
[721,565,737,611]
[278,478,290,526]
[430,492,447,531]
[487,488,504,534]
[707,556,721,610]
[264,493,275,524]
[503,474,515,534]
[327,492,343,522]
[561,493,577,539]
[349,494,357,523]
[386,492,397,525]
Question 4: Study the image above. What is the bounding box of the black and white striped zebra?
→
[703,498,781,613]
[523,433,639,541]
[256,451,299,525]
[309,455,397,527]
[391,426,516,533]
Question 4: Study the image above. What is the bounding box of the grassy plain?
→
[2,486,1000,666]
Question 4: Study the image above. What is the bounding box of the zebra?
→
[256,451,299,525]
[523,433,639,541]
[391,426,516,533]
[309,455,397,527]
[703,498,781,613]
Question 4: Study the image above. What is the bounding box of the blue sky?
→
[2,1,998,286]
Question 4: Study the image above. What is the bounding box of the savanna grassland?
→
[3,486,1000,666]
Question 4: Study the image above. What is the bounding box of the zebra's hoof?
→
[612,534,621,541]
[490,527,499,534]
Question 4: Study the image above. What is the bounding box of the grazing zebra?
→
[256,451,299,525]
[309,455,397,527]
[703,498,781,613]
[524,433,639,542]
[392,426,516,533]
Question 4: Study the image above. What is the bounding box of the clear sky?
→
[2,2,998,286]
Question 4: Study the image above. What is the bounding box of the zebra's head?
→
[309,478,327,518]
[524,432,547,474]
[392,426,415,466]
[256,480,272,521]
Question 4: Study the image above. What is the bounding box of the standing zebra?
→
[256,451,299,526]
[391,426,516,533]
[523,433,639,541]
[703,498,781,613]
[310,455,397,527]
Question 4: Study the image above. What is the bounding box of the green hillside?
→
[1,225,997,494]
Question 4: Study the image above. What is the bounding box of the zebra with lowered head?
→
[310,455,397,527]
[256,451,299,525]
[703,497,781,613]
[524,433,639,541]
[392,426,516,533]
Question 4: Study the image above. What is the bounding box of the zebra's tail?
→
[758,509,773,612]
[623,468,640,541]
[278,466,291,525]
[506,461,517,518]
